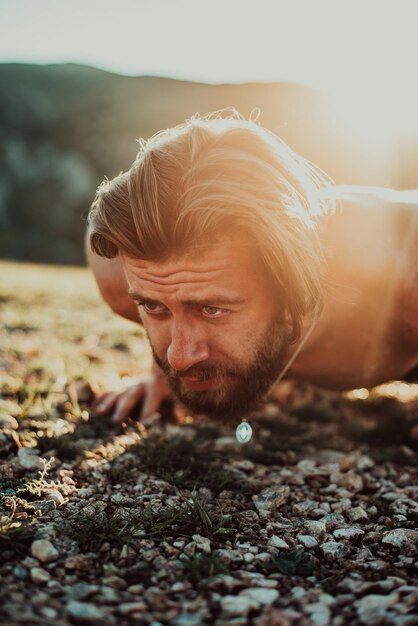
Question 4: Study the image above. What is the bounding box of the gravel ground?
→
[1,380,418,626]
[1,262,418,625]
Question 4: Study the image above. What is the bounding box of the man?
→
[86,110,418,426]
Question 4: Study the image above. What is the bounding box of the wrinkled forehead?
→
[121,233,269,291]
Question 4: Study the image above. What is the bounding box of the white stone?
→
[192,534,211,554]
[31,539,59,563]
[297,534,318,549]
[305,602,331,626]
[320,541,350,559]
[44,489,65,507]
[17,447,42,469]
[239,587,279,605]
[220,595,258,617]
[66,601,109,623]
[333,527,365,541]
[267,535,289,549]
[30,567,51,585]
[118,602,147,615]
[348,506,368,522]
[253,486,290,512]
[303,520,326,538]
[355,592,399,625]
[382,529,418,549]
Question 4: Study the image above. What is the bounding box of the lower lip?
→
[181,377,222,391]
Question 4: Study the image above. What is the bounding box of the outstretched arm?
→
[85,227,174,422]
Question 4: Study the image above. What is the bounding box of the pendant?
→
[236,419,253,444]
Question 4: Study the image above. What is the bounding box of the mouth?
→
[180,376,223,391]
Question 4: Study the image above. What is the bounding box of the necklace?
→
[235,308,319,444]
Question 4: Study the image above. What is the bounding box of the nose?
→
[166,321,210,372]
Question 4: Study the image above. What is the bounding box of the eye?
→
[202,305,226,318]
[139,301,168,315]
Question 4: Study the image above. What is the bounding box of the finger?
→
[93,392,119,415]
[140,386,163,421]
[112,387,145,423]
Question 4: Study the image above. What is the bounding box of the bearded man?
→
[85,111,418,427]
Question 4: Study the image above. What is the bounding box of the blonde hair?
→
[88,109,334,342]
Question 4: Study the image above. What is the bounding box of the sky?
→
[1,0,418,131]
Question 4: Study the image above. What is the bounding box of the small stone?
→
[220,594,259,617]
[333,527,365,541]
[66,600,112,624]
[39,607,58,619]
[303,520,326,539]
[382,529,418,550]
[0,414,19,429]
[30,567,51,584]
[253,486,290,512]
[320,513,346,531]
[64,555,95,571]
[69,583,100,600]
[192,534,211,553]
[348,506,368,522]
[118,601,147,615]
[338,471,364,492]
[13,565,29,579]
[110,493,135,506]
[320,541,350,559]
[102,575,127,590]
[44,489,65,507]
[239,587,279,605]
[267,535,289,550]
[305,602,331,626]
[17,447,42,469]
[297,534,318,549]
[31,539,59,563]
[354,592,399,625]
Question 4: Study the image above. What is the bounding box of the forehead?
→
[122,236,270,295]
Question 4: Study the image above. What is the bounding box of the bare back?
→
[287,187,418,389]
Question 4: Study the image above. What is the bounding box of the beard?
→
[149,316,292,423]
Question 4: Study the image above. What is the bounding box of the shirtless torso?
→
[87,186,418,420]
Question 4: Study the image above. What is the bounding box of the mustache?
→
[152,353,237,382]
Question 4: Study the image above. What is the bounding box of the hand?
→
[93,365,173,424]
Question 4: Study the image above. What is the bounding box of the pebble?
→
[320,513,346,531]
[297,534,318,549]
[66,600,114,624]
[239,587,279,605]
[267,535,289,549]
[118,601,147,615]
[382,529,418,550]
[44,489,66,507]
[253,486,290,512]
[354,592,399,625]
[304,602,331,626]
[303,520,326,539]
[30,567,51,585]
[220,594,259,617]
[31,539,59,563]
[192,533,211,553]
[68,582,100,600]
[17,447,43,469]
[320,541,350,559]
[348,506,369,522]
[333,527,365,541]
[64,555,95,571]
[338,470,364,492]
[0,414,19,429]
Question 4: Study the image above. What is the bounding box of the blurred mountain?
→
[0,63,415,264]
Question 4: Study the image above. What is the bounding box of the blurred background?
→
[1,0,417,265]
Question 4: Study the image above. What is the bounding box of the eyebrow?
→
[127,288,246,307]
